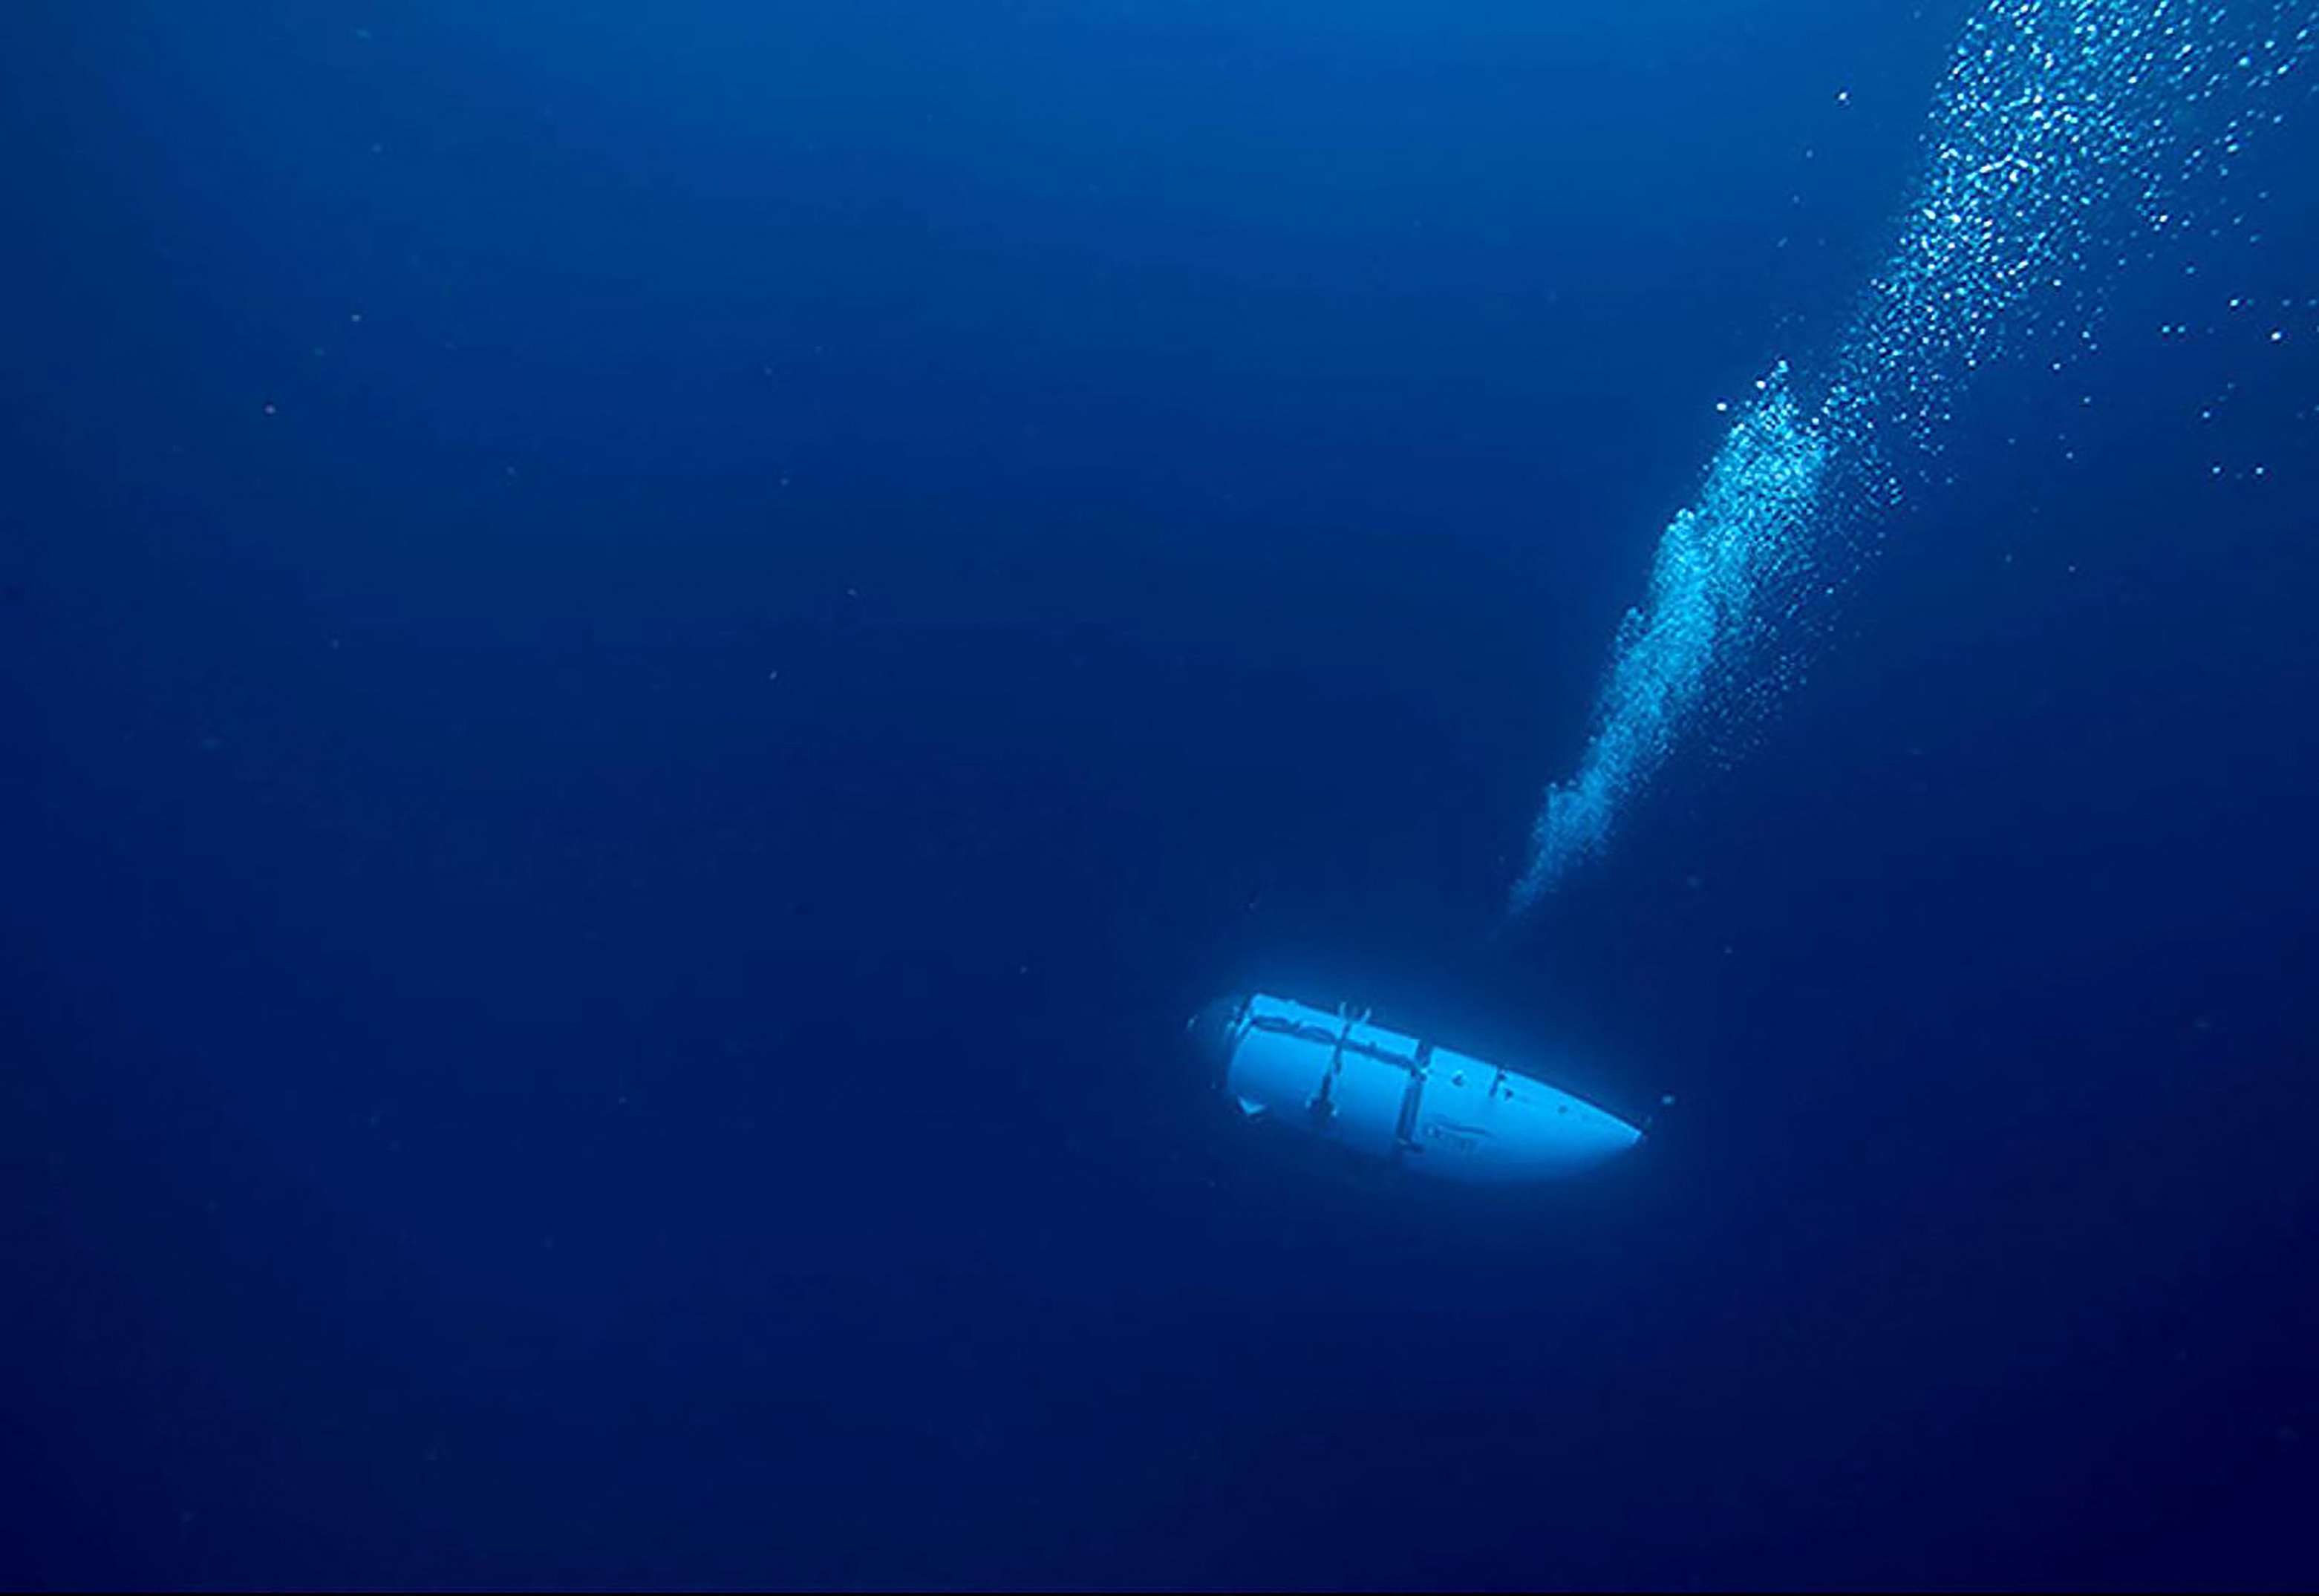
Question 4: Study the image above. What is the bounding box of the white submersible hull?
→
[1191,993,1642,1181]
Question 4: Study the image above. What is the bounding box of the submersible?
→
[1190,993,1643,1181]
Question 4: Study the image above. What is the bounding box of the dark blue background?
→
[4,1,2316,1588]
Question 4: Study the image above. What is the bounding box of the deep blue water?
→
[5,2,2318,1589]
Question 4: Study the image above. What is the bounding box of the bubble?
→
[1511,366,1828,909]
[1510,0,2313,915]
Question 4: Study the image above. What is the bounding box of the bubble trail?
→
[1508,0,2312,916]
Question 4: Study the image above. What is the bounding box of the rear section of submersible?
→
[1190,993,1643,1181]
